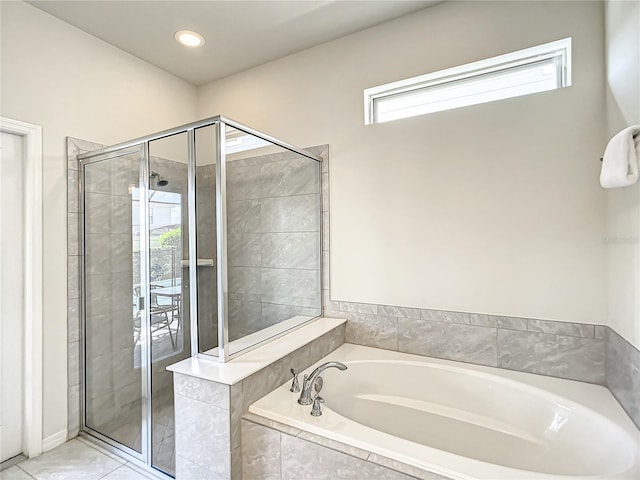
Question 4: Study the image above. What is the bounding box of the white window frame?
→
[364,37,571,125]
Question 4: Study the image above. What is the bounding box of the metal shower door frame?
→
[78,144,155,474]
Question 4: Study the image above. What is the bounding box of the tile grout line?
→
[15,464,36,479]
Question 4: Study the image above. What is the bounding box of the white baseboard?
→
[42,430,67,452]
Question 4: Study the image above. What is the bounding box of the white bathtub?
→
[249,344,640,480]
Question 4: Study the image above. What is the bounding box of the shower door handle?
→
[136,296,145,310]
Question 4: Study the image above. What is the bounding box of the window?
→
[364,37,571,125]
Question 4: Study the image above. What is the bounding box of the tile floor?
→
[0,438,155,480]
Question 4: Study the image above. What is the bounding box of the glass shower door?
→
[82,137,191,477]
[83,147,144,455]
[147,132,191,476]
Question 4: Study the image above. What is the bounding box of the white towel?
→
[600,125,640,189]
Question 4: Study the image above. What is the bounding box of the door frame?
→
[0,117,43,458]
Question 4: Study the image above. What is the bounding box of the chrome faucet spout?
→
[297,361,347,405]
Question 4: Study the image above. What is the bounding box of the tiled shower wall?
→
[68,138,639,444]
[225,150,322,341]
[82,153,142,436]
[67,137,105,439]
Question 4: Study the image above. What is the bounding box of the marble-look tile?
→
[174,373,230,410]
[68,341,80,386]
[322,251,330,292]
[595,325,607,340]
[101,465,153,480]
[339,302,377,315]
[0,466,33,480]
[296,431,369,460]
[322,212,330,252]
[174,394,230,477]
[67,212,79,255]
[231,447,242,480]
[606,329,640,427]
[242,413,302,438]
[261,268,321,308]
[242,356,292,411]
[227,200,261,234]
[18,439,122,480]
[175,455,220,480]
[67,296,80,343]
[280,434,414,480]
[261,233,320,269]
[367,454,451,480]
[112,157,143,198]
[290,325,345,371]
[227,164,261,201]
[527,319,595,338]
[420,309,470,325]
[67,384,80,438]
[262,303,320,326]
[346,314,398,351]
[303,145,329,173]
[498,330,605,384]
[241,420,282,480]
[67,256,80,300]
[399,318,497,367]
[378,305,421,319]
[229,383,243,450]
[227,233,260,267]
[261,157,319,198]
[228,299,262,341]
[496,316,528,331]
[228,267,261,297]
[469,313,497,327]
[67,169,79,213]
[83,160,114,195]
[89,234,131,275]
[261,195,320,233]
[83,193,110,234]
[242,326,344,411]
[321,172,329,212]
[67,137,104,172]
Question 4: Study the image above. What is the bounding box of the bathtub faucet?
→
[298,361,347,405]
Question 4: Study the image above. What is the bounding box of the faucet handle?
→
[289,369,300,393]
[310,395,324,417]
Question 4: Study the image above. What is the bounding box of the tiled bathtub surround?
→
[241,416,450,480]
[325,302,606,385]
[173,323,345,480]
[606,328,640,428]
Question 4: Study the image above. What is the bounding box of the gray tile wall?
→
[241,417,451,480]
[606,328,640,428]
[324,301,607,385]
[82,153,142,439]
[225,147,323,343]
[174,323,345,480]
[67,137,105,439]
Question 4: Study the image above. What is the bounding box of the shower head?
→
[150,171,169,187]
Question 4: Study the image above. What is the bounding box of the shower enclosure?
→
[77,116,323,476]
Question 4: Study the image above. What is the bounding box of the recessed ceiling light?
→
[175,30,205,48]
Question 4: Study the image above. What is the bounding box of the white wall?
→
[0,1,197,440]
[197,1,607,324]
[605,0,640,348]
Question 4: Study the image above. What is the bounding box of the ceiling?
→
[28,0,439,86]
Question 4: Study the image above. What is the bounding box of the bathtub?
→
[249,343,640,480]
